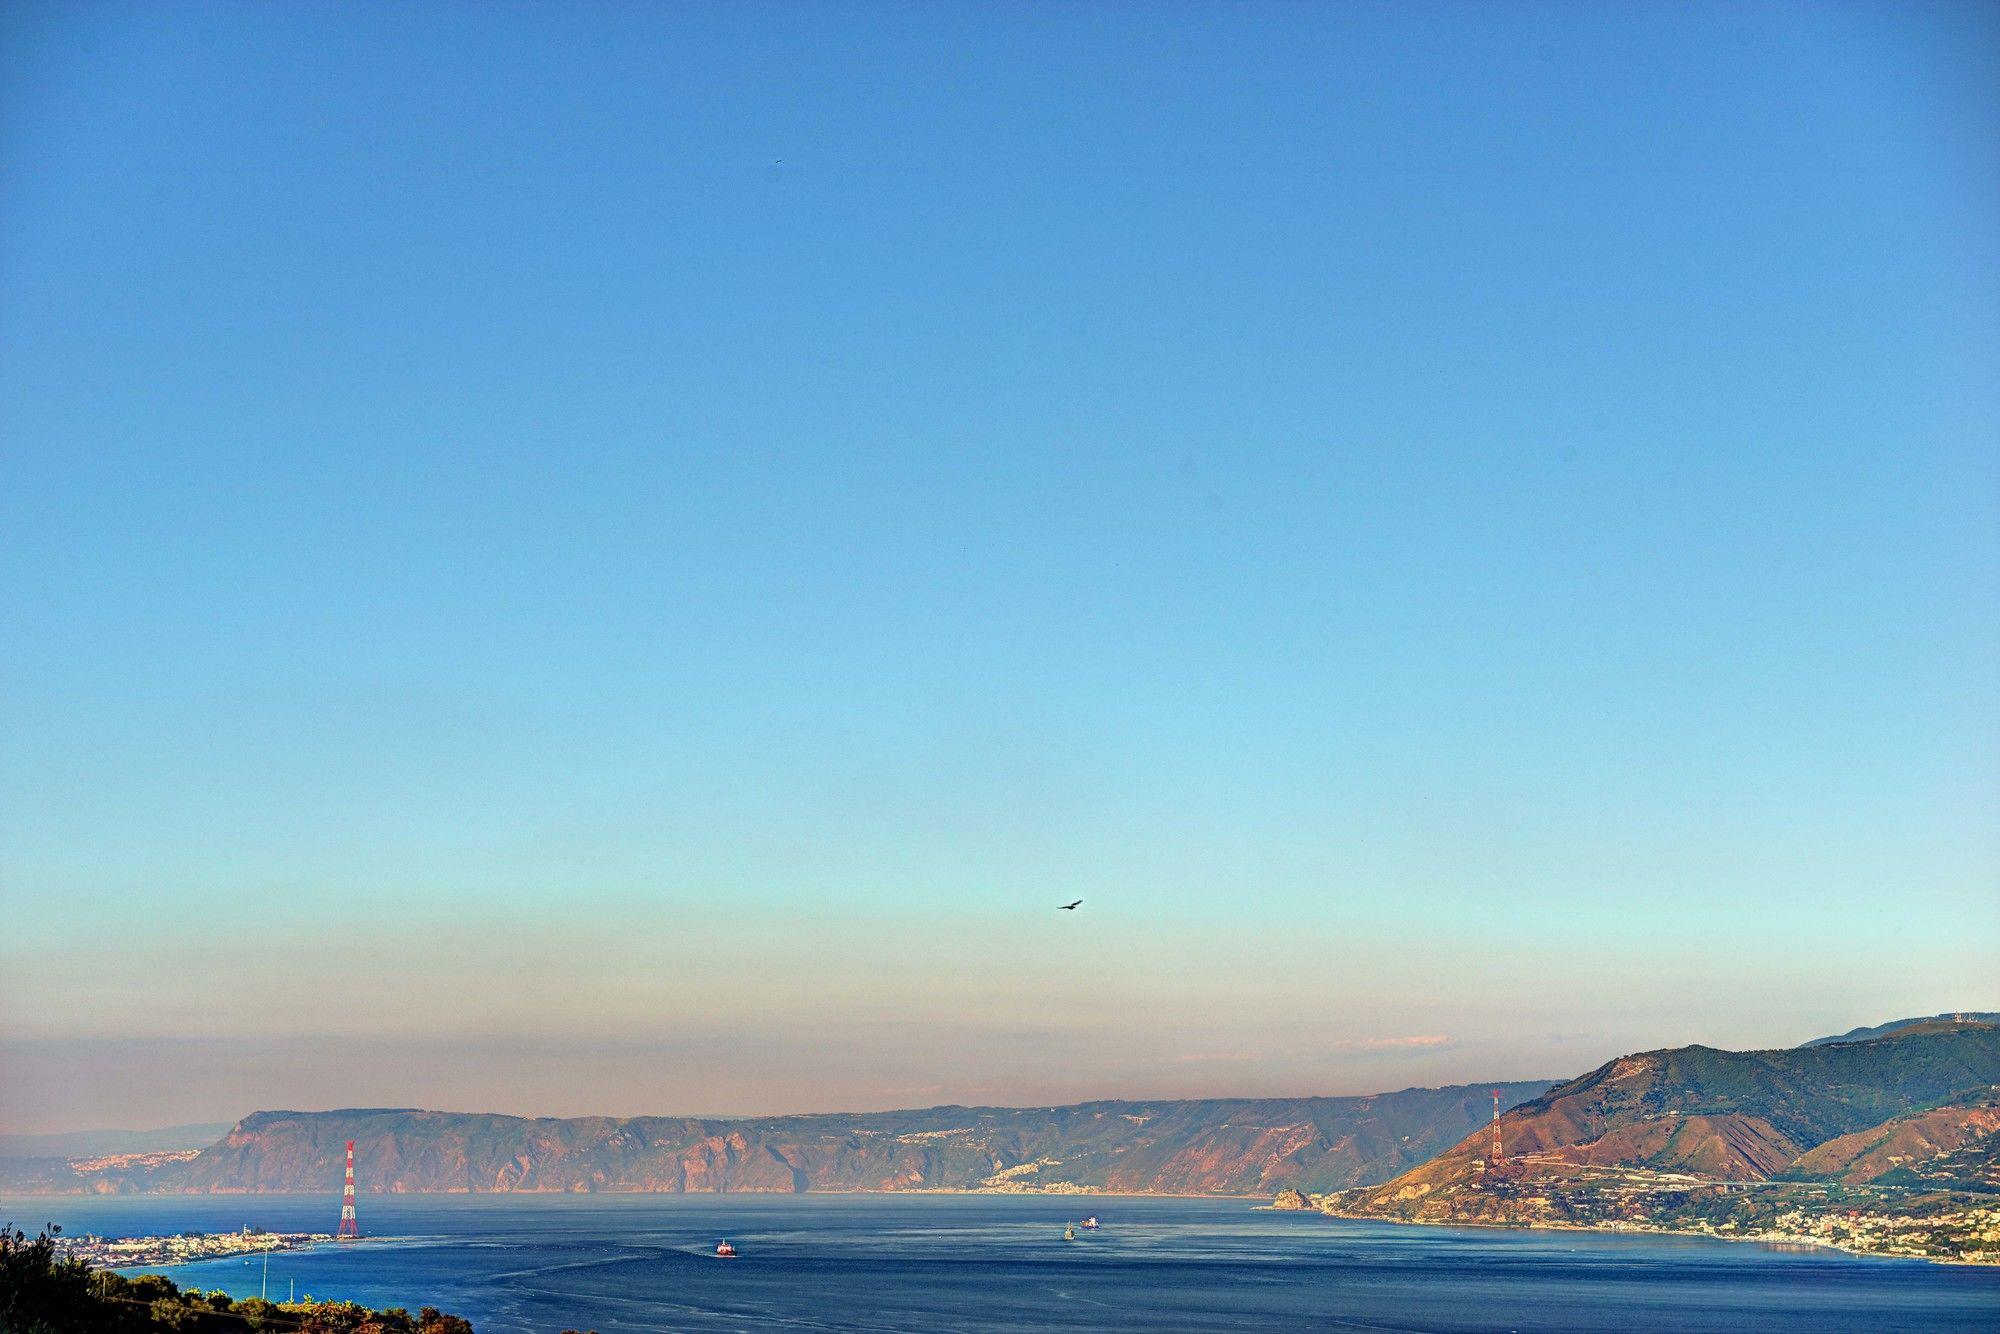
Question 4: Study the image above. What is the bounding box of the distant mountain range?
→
[10,1012,1995,1260]
[0,1084,1551,1197]
[1322,1017,2000,1261]
[1800,1012,2000,1048]
[0,1122,231,1159]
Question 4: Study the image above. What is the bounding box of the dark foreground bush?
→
[0,1225,473,1334]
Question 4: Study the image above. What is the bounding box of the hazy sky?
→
[3,2,1996,1134]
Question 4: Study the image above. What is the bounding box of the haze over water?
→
[4,7,1999,1330]
[3,0,1996,1159]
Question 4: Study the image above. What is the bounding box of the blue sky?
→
[2,1,1996,1132]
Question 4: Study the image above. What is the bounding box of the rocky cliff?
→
[3,1084,1552,1197]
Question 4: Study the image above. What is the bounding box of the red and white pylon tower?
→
[337,1140,361,1240]
[1490,1090,1504,1164]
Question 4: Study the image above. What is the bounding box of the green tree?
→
[0,1224,105,1334]
[1,1222,474,1334]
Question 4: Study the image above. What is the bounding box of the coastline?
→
[1310,1207,2000,1269]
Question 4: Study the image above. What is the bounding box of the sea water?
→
[6,1192,1998,1332]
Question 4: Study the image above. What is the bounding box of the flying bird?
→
[1059,900,1083,910]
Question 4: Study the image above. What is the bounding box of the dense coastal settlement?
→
[54,1227,331,1269]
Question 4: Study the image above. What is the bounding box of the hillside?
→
[0,1084,1551,1198]
[1322,1020,2000,1242]
[1801,1012,2000,1047]
[1782,1091,2000,1191]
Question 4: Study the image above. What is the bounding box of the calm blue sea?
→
[5,1192,1998,1332]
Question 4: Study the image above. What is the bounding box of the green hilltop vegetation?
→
[1800,1013,2000,1048]
[0,1225,477,1334]
[1308,1018,2000,1264]
[1502,1019,2000,1161]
